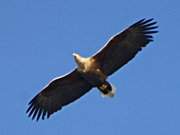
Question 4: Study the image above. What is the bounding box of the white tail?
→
[101,83,116,98]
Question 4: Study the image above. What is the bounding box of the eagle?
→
[26,18,158,121]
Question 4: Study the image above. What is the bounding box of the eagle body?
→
[26,18,158,121]
[73,53,113,97]
[73,53,107,86]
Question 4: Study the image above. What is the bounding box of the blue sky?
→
[0,0,179,134]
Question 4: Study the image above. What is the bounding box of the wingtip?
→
[26,101,51,121]
[143,18,154,23]
[132,18,158,29]
[137,18,157,26]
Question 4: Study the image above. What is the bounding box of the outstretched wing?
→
[26,69,92,121]
[93,18,158,76]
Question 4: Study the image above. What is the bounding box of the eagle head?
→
[72,53,86,70]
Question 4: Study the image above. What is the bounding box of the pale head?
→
[72,53,86,69]
[72,53,81,63]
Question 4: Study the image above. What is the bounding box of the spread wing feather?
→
[93,18,158,76]
[26,69,92,121]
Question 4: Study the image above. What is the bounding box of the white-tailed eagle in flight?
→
[26,18,158,121]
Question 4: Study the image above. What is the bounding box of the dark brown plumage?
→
[26,70,92,121]
[93,18,158,76]
[26,18,158,121]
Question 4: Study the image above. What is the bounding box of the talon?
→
[100,84,107,90]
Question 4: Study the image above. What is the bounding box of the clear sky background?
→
[0,0,179,135]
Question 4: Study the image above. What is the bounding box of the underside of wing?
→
[26,69,92,121]
[93,18,158,76]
